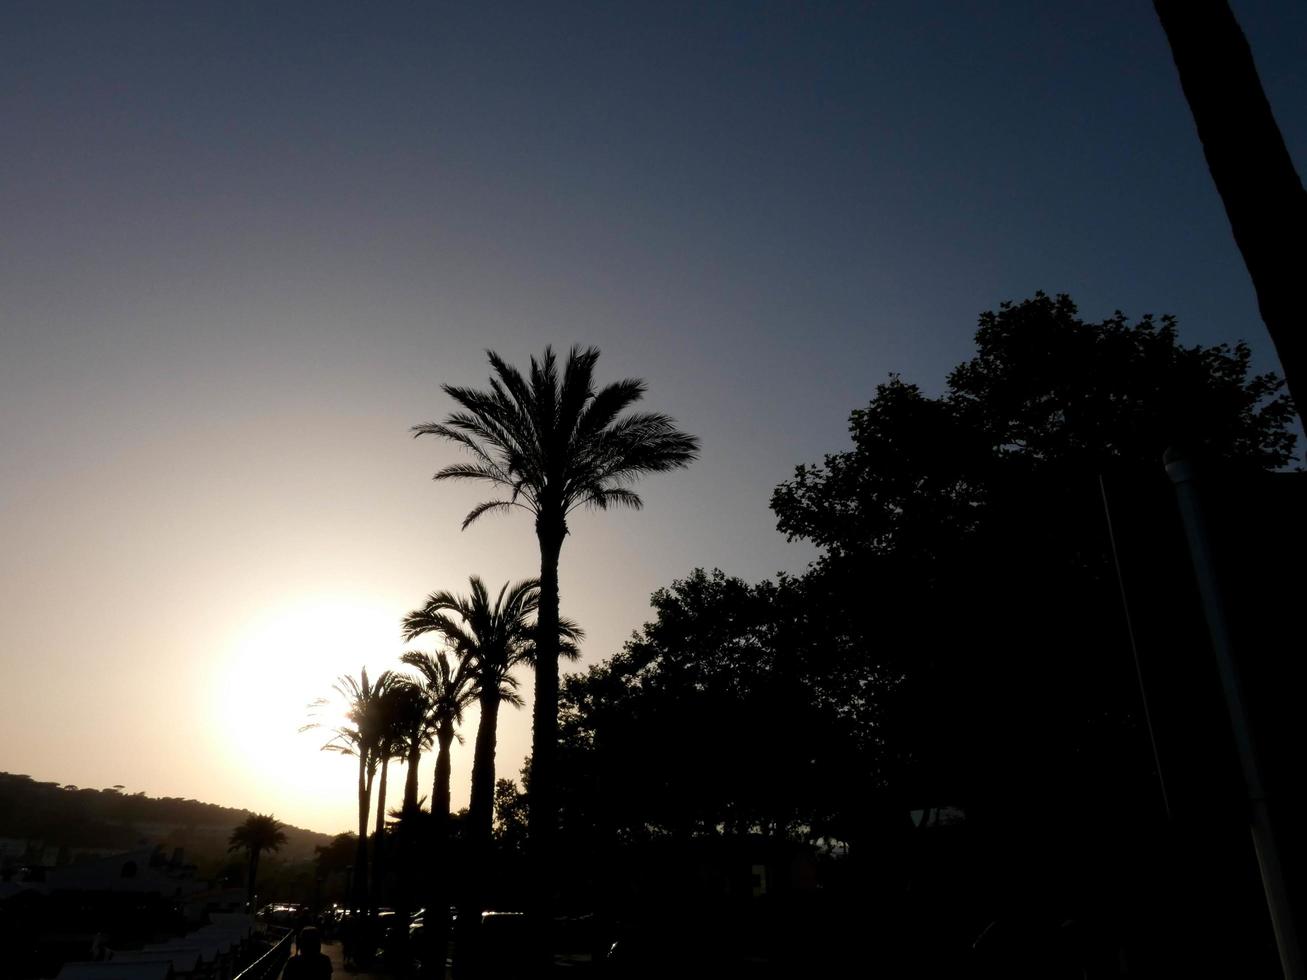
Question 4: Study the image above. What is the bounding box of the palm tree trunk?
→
[454,688,503,980]
[529,521,565,927]
[355,751,371,913]
[403,736,422,817]
[247,848,260,910]
[1154,0,1307,414]
[469,691,501,847]
[433,719,455,825]
[373,755,390,908]
[427,720,456,980]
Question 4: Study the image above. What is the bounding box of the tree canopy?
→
[555,294,1298,852]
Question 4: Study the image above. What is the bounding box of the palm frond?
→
[460,499,518,530]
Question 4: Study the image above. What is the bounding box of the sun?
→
[208,596,408,832]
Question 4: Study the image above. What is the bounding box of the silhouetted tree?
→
[413,345,698,912]
[1153,1,1307,414]
[371,681,426,907]
[556,569,866,847]
[770,292,1297,824]
[228,813,287,910]
[315,832,357,876]
[304,668,394,911]
[494,777,530,855]
[402,577,581,856]
[399,651,476,827]
[403,576,581,974]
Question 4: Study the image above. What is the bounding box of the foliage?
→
[414,345,699,875]
[772,293,1295,563]
[555,569,873,846]
[305,668,396,775]
[493,778,529,854]
[402,577,581,702]
[414,345,701,530]
[768,292,1298,823]
[314,832,357,875]
[228,813,288,857]
[401,576,581,861]
[550,294,1298,851]
[0,771,330,863]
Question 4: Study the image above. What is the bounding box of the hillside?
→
[0,772,333,867]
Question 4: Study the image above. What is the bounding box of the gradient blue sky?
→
[2,1,1303,833]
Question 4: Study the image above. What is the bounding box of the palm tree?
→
[228,813,287,911]
[394,653,474,978]
[398,650,476,826]
[304,667,393,911]
[413,346,698,893]
[370,682,419,908]
[402,576,581,850]
[403,576,581,976]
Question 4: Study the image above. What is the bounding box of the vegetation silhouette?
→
[402,575,582,976]
[369,678,429,910]
[32,294,1275,976]
[526,293,1297,975]
[303,667,394,913]
[391,652,475,974]
[413,345,699,924]
[227,813,287,911]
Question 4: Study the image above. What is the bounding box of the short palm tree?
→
[402,576,581,850]
[228,813,287,911]
[398,650,476,826]
[304,667,393,911]
[370,682,422,907]
[386,676,440,821]
[413,346,698,881]
[403,576,581,976]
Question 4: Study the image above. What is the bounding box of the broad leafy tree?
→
[770,293,1297,823]
[556,569,865,846]
[413,345,698,894]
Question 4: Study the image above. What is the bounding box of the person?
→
[283,926,332,980]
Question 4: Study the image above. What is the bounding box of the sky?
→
[2,1,1304,836]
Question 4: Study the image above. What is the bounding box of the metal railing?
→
[233,928,294,980]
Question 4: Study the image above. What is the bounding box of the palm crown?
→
[401,576,582,697]
[307,668,396,771]
[414,345,700,530]
[228,813,287,855]
[400,649,477,729]
[415,344,695,906]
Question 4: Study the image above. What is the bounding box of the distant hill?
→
[0,772,333,868]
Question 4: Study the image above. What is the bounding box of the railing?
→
[233,928,294,980]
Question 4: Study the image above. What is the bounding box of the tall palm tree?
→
[413,346,698,895]
[398,650,476,826]
[304,668,393,911]
[228,813,287,911]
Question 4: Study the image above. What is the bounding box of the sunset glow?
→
[209,597,412,832]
